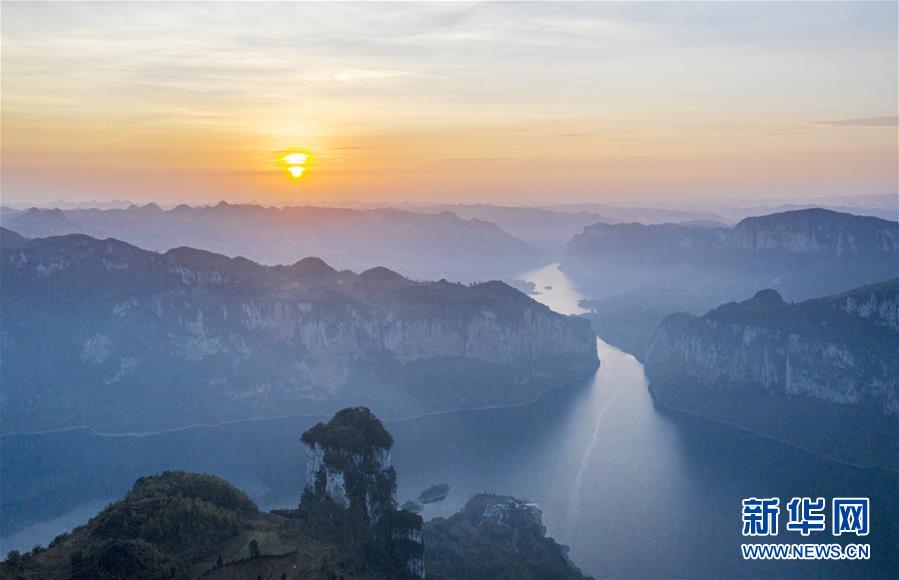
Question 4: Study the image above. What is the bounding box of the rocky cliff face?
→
[0,230,598,432]
[299,407,424,579]
[730,209,898,255]
[301,408,397,522]
[645,281,899,468]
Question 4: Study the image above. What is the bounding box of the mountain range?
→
[0,204,541,282]
[0,228,598,433]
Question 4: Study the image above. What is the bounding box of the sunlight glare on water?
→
[517,263,587,316]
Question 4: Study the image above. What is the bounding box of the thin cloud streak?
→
[816,116,898,127]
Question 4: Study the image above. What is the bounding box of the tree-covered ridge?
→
[1,472,374,580]
[424,494,593,580]
[0,472,268,580]
[88,471,256,555]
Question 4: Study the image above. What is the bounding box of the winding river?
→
[2,264,896,577]
[392,264,897,578]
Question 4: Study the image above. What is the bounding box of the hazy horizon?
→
[2,192,897,214]
[2,2,897,208]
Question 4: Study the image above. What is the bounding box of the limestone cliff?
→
[299,407,424,579]
[730,209,898,256]
[0,232,599,432]
[645,281,899,468]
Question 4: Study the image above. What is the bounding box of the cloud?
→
[816,116,898,127]
[333,69,417,84]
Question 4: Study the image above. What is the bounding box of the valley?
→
[4,264,896,578]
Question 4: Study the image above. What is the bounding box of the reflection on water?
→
[518,263,589,316]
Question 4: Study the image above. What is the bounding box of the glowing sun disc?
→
[283,153,309,165]
[279,147,313,180]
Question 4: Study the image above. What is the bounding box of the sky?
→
[1,1,897,207]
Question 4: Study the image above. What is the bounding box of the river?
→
[392,264,897,578]
[2,263,896,577]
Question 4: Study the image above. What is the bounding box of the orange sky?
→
[2,2,896,207]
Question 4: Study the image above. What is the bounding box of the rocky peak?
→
[711,288,785,316]
[288,256,338,278]
[360,265,406,282]
[469,494,545,534]
[300,407,396,521]
[745,288,785,308]
[300,407,424,578]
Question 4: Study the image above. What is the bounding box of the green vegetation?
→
[89,471,256,554]
[0,472,360,580]
[300,407,394,454]
[1,472,261,579]
[425,494,592,580]
[298,407,421,579]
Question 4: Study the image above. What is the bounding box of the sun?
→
[279,148,313,179]
[283,153,308,165]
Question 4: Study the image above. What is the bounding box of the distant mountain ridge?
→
[0,229,598,433]
[567,208,897,298]
[645,280,899,469]
[567,208,896,277]
[541,203,726,224]
[730,208,897,255]
[0,202,542,282]
[401,203,614,255]
[563,209,898,359]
